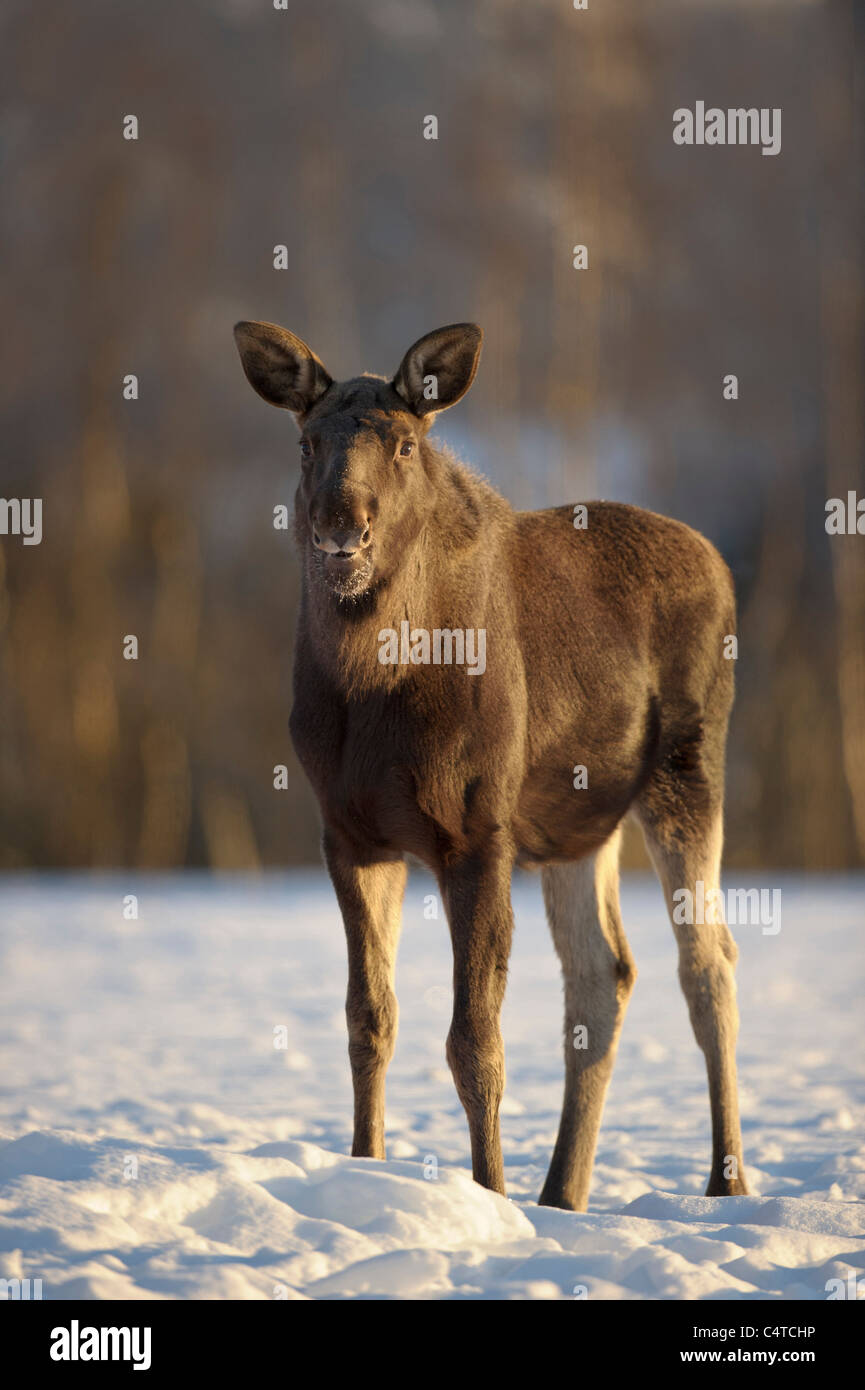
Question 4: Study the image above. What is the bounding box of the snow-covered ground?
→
[0,871,862,1300]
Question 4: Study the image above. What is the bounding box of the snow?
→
[1,871,862,1300]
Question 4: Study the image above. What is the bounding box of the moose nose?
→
[312,520,372,555]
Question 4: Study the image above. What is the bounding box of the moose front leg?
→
[324,833,407,1160]
[441,845,515,1195]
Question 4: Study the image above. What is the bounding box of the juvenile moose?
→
[234,319,748,1210]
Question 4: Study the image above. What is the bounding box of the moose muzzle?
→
[312,521,371,556]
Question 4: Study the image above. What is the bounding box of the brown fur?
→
[234,319,748,1208]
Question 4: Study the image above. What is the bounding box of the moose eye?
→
[299,439,312,460]
[398,440,414,458]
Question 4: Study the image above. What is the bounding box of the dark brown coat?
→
[234,319,747,1208]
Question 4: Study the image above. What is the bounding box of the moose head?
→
[233,320,483,598]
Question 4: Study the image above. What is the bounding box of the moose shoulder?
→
[234,318,747,1211]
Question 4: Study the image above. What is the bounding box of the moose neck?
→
[298,444,509,697]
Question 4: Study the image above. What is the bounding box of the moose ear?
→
[233,320,332,415]
[392,323,483,416]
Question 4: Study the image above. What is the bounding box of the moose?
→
[234,319,748,1210]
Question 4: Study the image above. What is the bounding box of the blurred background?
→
[0,0,862,872]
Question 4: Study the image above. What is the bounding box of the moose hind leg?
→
[540,828,636,1212]
[637,789,748,1197]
